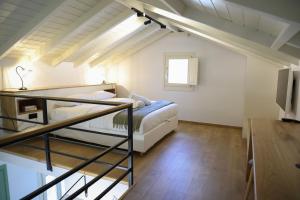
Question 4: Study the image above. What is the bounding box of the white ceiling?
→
[182,0,286,37]
[0,0,299,67]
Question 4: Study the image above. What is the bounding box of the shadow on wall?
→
[117,85,130,97]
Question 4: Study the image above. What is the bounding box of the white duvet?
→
[50,98,178,135]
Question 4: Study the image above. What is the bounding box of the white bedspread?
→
[50,99,178,135]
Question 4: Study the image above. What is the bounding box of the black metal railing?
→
[0,93,133,200]
[60,175,88,200]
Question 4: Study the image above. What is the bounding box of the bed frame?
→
[52,115,178,153]
[1,84,178,153]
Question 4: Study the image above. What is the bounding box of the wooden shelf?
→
[0,83,116,93]
[17,98,44,115]
[1,97,45,131]
[18,109,43,115]
[245,119,300,200]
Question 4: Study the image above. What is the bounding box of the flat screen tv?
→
[276,68,293,111]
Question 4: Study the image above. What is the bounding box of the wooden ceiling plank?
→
[172,21,298,65]
[244,9,260,30]
[49,10,133,66]
[200,0,218,17]
[112,30,170,64]
[0,0,66,59]
[271,25,300,50]
[226,0,300,24]
[226,3,244,26]
[122,0,298,65]
[73,20,144,67]
[211,0,231,21]
[158,0,185,15]
[39,0,113,60]
[90,25,160,66]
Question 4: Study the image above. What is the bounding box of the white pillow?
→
[54,101,79,107]
[54,91,116,107]
[54,93,93,107]
[104,98,144,109]
[92,91,116,100]
[130,93,151,106]
[134,100,145,108]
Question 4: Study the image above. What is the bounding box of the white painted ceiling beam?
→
[168,19,298,65]
[112,29,170,64]
[0,0,65,59]
[117,0,181,14]
[120,0,299,65]
[72,18,145,67]
[171,21,296,66]
[119,0,277,46]
[48,10,133,66]
[90,25,160,66]
[39,0,113,59]
[271,25,300,50]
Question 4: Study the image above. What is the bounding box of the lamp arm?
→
[16,66,24,89]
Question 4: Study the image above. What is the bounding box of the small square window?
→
[168,59,189,84]
[165,53,198,89]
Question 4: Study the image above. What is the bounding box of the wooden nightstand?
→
[1,97,44,131]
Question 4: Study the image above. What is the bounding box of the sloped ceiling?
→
[0,0,299,67]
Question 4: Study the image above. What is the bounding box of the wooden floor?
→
[124,122,247,200]
[1,122,247,200]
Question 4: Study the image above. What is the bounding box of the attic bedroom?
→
[0,0,299,200]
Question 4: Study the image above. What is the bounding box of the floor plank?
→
[1,122,246,199]
[124,122,247,200]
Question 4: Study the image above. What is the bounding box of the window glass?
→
[168,59,188,84]
[46,175,57,200]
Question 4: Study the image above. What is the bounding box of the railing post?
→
[84,175,88,197]
[127,105,133,187]
[42,99,52,171]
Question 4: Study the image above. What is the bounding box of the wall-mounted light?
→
[16,66,32,90]
[131,7,167,29]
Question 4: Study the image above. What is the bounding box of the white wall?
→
[242,56,281,137]
[0,59,106,89]
[0,32,284,130]
[116,33,247,127]
[113,32,284,129]
[244,56,280,119]
[0,161,41,200]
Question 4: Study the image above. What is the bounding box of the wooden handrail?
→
[1,83,115,93]
[0,103,131,147]
[0,92,123,106]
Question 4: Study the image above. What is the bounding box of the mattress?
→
[49,99,178,135]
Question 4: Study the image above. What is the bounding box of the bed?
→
[49,96,178,153]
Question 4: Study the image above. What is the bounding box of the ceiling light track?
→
[131,7,166,29]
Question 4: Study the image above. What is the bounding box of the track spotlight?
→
[137,12,144,17]
[131,7,167,29]
[131,7,144,17]
[144,20,151,25]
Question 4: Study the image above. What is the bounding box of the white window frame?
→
[164,52,198,90]
[40,174,63,200]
